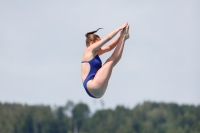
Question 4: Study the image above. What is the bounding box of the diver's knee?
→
[107,56,119,65]
[110,54,122,62]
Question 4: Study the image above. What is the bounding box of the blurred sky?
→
[0,0,200,112]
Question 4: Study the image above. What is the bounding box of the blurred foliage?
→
[0,101,199,133]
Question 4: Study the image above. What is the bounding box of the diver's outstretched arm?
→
[97,36,121,55]
[89,22,128,53]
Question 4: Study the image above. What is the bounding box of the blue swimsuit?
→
[81,55,102,98]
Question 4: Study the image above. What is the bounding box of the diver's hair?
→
[85,28,103,47]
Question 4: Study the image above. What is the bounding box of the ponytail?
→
[85,28,103,37]
[85,28,103,47]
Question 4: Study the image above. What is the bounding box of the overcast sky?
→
[0,0,199,112]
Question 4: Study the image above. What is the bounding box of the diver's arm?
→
[97,36,120,55]
[89,22,128,53]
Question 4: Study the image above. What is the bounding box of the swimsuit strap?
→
[81,61,89,63]
[81,54,99,63]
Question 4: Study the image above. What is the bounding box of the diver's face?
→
[89,38,101,46]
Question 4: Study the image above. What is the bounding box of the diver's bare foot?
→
[124,25,130,40]
[120,24,130,40]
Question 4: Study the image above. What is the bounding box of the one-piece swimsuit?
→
[81,54,102,98]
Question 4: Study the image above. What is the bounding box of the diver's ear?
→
[89,41,94,46]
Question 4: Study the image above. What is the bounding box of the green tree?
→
[72,102,90,132]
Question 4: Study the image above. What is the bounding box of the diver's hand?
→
[120,25,130,40]
[119,22,128,30]
[124,25,130,40]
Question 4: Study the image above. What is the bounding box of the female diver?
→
[81,22,130,98]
